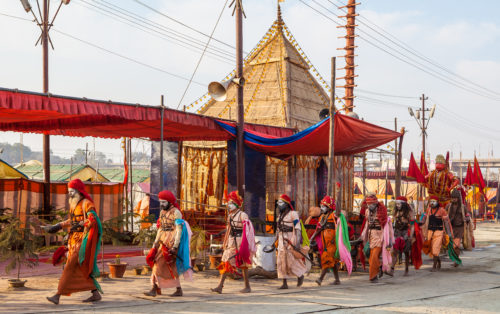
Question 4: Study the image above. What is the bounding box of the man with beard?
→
[446,189,471,267]
[274,194,308,289]
[43,179,103,305]
[144,190,192,297]
[390,196,415,276]
[211,191,256,294]
[422,195,453,272]
[360,194,394,282]
[311,196,341,286]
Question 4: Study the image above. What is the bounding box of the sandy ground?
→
[1,222,500,314]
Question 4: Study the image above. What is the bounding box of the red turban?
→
[279,194,294,210]
[158,190,179,208]
[429,195,439,201]
[68,179,93,203]
[365,195,378,204]
[396,196,408,202]
[227,191,243,207]
[320,196,335,209]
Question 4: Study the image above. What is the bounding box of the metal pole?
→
[42,0,51,214]
[327,57,336,199]
[160,95,165,191]
[129,138,134,232]
[394,118,400,197]
[235,0,245,198]
[362,153,366,196]
[385,159,389,207]
[421,94,426,161]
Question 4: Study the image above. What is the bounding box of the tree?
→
[0,216,39,281]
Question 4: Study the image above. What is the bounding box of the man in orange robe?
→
[211,191,255,294]
[422,195,453,272]
[43,179,102,305]
[311,196,340,286]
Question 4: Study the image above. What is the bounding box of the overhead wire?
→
[90,0,235,59]
[176,0,229,109]
[51,28,205,86]
[303,0,500,102]
[332,0,500,98]
[131,0,242,52]
[75,0,234,64]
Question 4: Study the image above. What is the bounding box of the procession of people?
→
[40,154,476,304]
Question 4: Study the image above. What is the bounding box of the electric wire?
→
[89,0,235,59]
[75,0,234,64]
[131,0,240,52]
[176,0,229,109]
[306,0,500,102]
[51,28,206,86]
[331,0,500,98]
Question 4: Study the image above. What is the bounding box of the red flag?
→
[445,151,450,169]
[419,151,429,177]
[407,152,425,183]
[473,156,487,200]
[464,161,473,186]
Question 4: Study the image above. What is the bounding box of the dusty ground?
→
[1,222,500,313]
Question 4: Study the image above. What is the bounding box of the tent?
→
[15,163,109,182]
[0,159,27,179]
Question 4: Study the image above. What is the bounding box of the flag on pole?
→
[464,161,473,186]
[419,151,429,177]
[407,152,425,183]
[473,156,487,200]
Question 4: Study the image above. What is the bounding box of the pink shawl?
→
[236,219,256,267]
[381,217,394,272]
[336,216,352,276]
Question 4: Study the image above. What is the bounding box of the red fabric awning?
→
[0,89,293,141]
[218,114,402,158]
[0,88,401,157]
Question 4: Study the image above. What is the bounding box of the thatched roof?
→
[195,7,330,131]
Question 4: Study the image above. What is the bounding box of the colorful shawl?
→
[335,213,352,275]
[235,219,256,267]
[175,219,194,280]
[300,221,310,247]
[381,217,394,272]
[78,209,102,293]
[411,222,423,269]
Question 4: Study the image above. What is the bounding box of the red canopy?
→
[0,89,292,141]
[0,88,401,157]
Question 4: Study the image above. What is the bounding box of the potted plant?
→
[133,214,157,256]
[107,254,128,278]
[101,214,133,246]
[190,226,207,271]
[134,266,143,275]
[0,215,40,288]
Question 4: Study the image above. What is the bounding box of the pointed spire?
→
[277,1,283,24]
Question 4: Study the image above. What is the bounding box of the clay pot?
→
[134,267,143,275]
[208,255,222,270]
[195,263,205,272]
[99,272,110,280]
[143,265,152,274]
[8,279,26,288]
[107,263,128,278]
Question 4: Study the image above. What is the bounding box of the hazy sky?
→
[1,0,499,163]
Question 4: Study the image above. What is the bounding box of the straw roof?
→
[196,7,330,131]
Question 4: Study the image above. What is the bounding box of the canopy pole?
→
[328,57,337,213]
[42,0,51,215]
[160,95,165,192]
[235,0,245,198]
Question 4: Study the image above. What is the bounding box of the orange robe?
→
[317,211,338,270]
[58,199,98,295]
[423,207,449,257]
